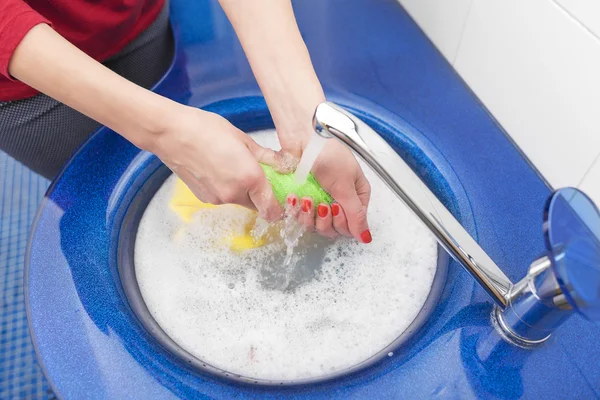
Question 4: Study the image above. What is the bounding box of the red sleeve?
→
[0,0,51,79]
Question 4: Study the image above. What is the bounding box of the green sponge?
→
[260,164,333,206]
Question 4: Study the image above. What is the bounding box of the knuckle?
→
[328,178,344,194]
[353,206,368,227]
[358,181,372,204]
[300,216,315,230]
[332,220,351,237]
[316,223,326,234]
[188,188,216,205]
[317,225,336,239]
[238,170,263,190]
[326,231,339,239]
[260,204,281,222]
[363,180,372,197]
[218,189,239,204]
[201,194,221,205]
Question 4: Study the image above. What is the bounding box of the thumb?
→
[337,191,371,244]
[246,139,298,174]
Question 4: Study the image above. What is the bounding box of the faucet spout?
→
[313,102,513,307]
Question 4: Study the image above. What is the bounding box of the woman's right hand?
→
[149,105,283,222]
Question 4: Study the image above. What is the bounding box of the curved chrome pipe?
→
[313,102,513,308]
[313,102,600,347]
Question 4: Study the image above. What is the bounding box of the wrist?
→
[269,78,326,157]
[122,93,181,153]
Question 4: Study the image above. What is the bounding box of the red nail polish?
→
[301,199,312,213]
[331,203,340,217]
[287,196,297,207]
[360,230,372,244]
[317,204,328,218]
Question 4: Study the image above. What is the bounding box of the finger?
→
[251,145,298,174]
[315,203,337,238]
[243,135,287,167]
[331,202,352,238]
[272,151,299,174]
[222,191,257,211]
[248,141,278,166]
[299,197,315,231]
[286,194,300,216]
[337,193,371,244]
[247,172,284,222]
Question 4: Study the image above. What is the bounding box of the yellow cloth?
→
[169,179,265,251]
[169,179,218,222]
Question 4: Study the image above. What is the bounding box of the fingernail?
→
[287,196,297,207]
[317,204,328,218]
[360,230,372,244]
[301,199,312,213]
[331,203,340,217]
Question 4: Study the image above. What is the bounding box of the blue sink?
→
[26,0,600,398]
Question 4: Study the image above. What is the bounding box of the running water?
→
[251,202,306,290]
[248,131,327,289]
[278,204,306,288]
[294,132,327,184]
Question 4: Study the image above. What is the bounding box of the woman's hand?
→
[150,105,283,222]
[218,0,372,243]
[285,139,372,243]
[310,140,371,243]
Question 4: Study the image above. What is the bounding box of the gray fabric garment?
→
[0,1,173,179]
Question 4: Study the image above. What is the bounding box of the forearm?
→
[8,24,175,151]
[219,0,325,153]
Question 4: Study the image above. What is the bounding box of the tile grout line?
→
[576,151,600,188]
[0,154,51,398]
[550,0,600,44]
[452,0,475,66]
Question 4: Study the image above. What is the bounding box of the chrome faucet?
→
[313,102,600,347]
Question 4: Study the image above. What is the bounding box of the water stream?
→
[294,133,327,185]
[250,131,329,289]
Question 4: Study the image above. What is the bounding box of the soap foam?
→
[134,129,438,381]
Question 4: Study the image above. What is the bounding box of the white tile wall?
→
[555,0,600,40]
[418,0,600,190]
[580,155,600,207]
[398,0,473,62]
[397,0,600,195]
